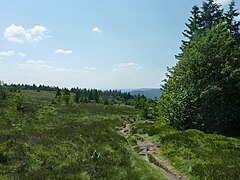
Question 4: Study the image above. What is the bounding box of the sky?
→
[0,0,239,89]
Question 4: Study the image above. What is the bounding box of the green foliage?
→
[160,0,240,135]
[63,94,70,105]
[55,87,61,97]
[3,83,141,106]
[74,90,80,103]
[15,92,26,111]
[36,105,57,123]
[127,135,137,146]
[224,1,240,40]
[0,81,8,100]
[91,150,101,161]
[132,121,240,180]
[135,96,159,119]
[0,90,165,179]
[182,0,239,46]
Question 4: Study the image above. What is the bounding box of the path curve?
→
[120,124,188,180]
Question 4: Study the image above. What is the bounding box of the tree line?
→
[0,82,149,107]
[55,87,135,105]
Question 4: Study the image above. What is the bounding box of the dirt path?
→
[120,124,188,180]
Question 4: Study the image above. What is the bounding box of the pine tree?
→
[0,81,8,100]
[93,90,100,103]
[179,0,224,58]
[201,0,223,29]
[224,0,240,40]
[182,5,202,42]
[55,87,61,97]
[74,90,81,103]
[63,88,70,104]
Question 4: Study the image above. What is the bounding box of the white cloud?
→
[4,24,48,43]
[112,63,142,73]
[0,50,14,59]
[83,66,97,73]
[55,49,73,55]
[48,68,75,73]
[16,60,98,75]
[214,0,231,5]
[16,60,76,73]
[84,66,96,71]
[0,50,26,59]
[92,27,102,33]
[17,52,27,58]
[16,60,52,70]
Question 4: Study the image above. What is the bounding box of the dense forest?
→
[0,0,240,179]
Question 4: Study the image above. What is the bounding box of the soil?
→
[120,124,188,180]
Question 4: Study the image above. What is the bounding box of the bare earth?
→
[120,124,188,180]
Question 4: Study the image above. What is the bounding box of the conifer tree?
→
[74,90,81,103]
[224,0,240,41]
[0,81,8,100]
[201,0,223,29]
[55,87,61,97]
[182,5,202,43]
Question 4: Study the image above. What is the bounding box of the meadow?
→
[1,89,240,179]
[0,90,165,179]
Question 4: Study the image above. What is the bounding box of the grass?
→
[0,90,166,179]
[131,120,240,180]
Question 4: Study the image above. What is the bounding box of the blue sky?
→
[0,0,239,89]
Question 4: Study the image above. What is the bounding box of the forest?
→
[0,0,240,179]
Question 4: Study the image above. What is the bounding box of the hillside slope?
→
[128,88,162,99]
[0,90,166,179]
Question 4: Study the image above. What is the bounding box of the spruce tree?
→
[201,0,223,29]
[224,0,240,41]
[0,81,8,100]
[74,90,80,103]
[182,5,202,42]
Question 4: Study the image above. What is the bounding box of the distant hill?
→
[124,88,162,99]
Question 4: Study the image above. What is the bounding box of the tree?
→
[201,0,223,29]
[0,81,8,100]
[182,0,224,41]
[180,0,224,58]
[160,1,240,136]
[224,0,240,41]
[93,90,100,103]
[15,92,25,111]
[63,88,70,104]
[182,5,202,45]
[74,90,81,103]
[55,87,62,97]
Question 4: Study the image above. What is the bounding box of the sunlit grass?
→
[0,90,165,179]
[132,121,240,180]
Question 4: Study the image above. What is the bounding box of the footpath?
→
[120,124,188,180]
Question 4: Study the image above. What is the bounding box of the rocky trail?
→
[120,124,188,180]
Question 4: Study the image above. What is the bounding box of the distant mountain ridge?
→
[122,88,162,99]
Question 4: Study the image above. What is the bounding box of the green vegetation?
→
[133,1,240,178]
[9,83,139,106]
[131,121,240,180]
[1,0,240,179]
[159,0,240,136]
[0,89,165,179]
